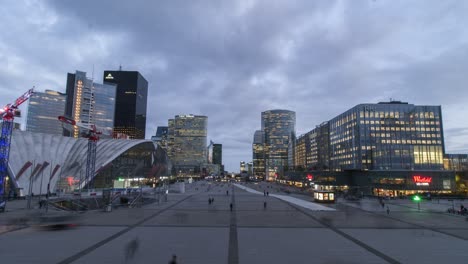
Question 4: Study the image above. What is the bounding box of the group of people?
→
[208,197,215,204]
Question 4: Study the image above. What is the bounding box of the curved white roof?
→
[9,131,154,195]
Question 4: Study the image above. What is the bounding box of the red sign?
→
[413,176,432,184]
[307,174,314,180]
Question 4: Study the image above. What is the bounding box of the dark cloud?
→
[1,0,467,171]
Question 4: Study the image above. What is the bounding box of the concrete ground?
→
[0,181,467,264]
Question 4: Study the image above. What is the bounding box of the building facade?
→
[252,130,265,179]
[213,144,222,166]
[26,90,66,135]
[207,141,222,167]
[65,71,116,138]
[261,110,296,181]
[152,126,169,150]
[329,102,444,171]
[169,115,208,174]
[240,161,246,173]
[444,154,468,171]
[103,70,148,139]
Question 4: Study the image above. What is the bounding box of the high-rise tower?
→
[103,70,148,139]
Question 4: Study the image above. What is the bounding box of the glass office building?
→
[252,130,265,179]
[212,144,222,166]
[261,110,296,181]
[93,83,116,135]
[65,71,116,138]
[294,122,329,171]
[444,154,468,171]
[329,101,445,171]
[26,90,66,135]
[170,115,208,173]
[103,70,148,139]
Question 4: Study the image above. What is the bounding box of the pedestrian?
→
[212,197,214,203]
[226,190,229,196]
[264,191,266,196]
[381,202,385,208]
[208,197,211,204]
[386,206,390,215]
[230,203,233,211]
[169,254,178,264]
[264,201,267,209]
[267,191,269,196]
[125,237,139,262]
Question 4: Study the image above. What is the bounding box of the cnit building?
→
[266,101,460,196]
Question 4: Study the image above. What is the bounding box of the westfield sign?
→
[413,176,432,186]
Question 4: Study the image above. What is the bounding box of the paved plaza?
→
[0,181,467,264]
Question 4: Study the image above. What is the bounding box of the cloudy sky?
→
[1,0,467,172]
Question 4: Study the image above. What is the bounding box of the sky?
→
[1,0,468,172]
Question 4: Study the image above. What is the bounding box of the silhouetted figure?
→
[386,206,390,215]
[125,238,139,262]
[264,201,267,209]
[230,203,233,211]
[169,254,177,264]
[267,192,269,196]
[208,197,211,204]
[226,190,229,196]
[264,191,266,196]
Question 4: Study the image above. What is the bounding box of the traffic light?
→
[412,195,421,202]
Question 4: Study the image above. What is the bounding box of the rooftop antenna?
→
[119,64,122,71]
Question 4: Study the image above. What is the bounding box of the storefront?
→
[286,169,456,196]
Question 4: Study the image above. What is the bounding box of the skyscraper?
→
[261,109,296,181]
[207,141,222,165]
[240,161,246,173]
[212,144,222,166]
[65,71,116,137]
[26,90,66,135]
[252,130,265,179]
[170,114,208,173]
[103,70,148,139]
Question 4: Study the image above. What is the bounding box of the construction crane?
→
[0,88,34,204]
[58,116,102,190]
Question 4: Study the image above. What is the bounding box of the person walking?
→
[230,203,233,211]
[264,201,267,209]
[125,237,139,263]
[386,206,390,215]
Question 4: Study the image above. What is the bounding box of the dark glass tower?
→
[103,70,148,139]
[212,144,222,166]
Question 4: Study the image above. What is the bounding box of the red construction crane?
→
[0,88,34,207]
[58,116,102,190]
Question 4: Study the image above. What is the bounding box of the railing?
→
[128,193,143,208]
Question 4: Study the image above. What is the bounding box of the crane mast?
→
[0,88,34,203]
[58,116,101,190]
